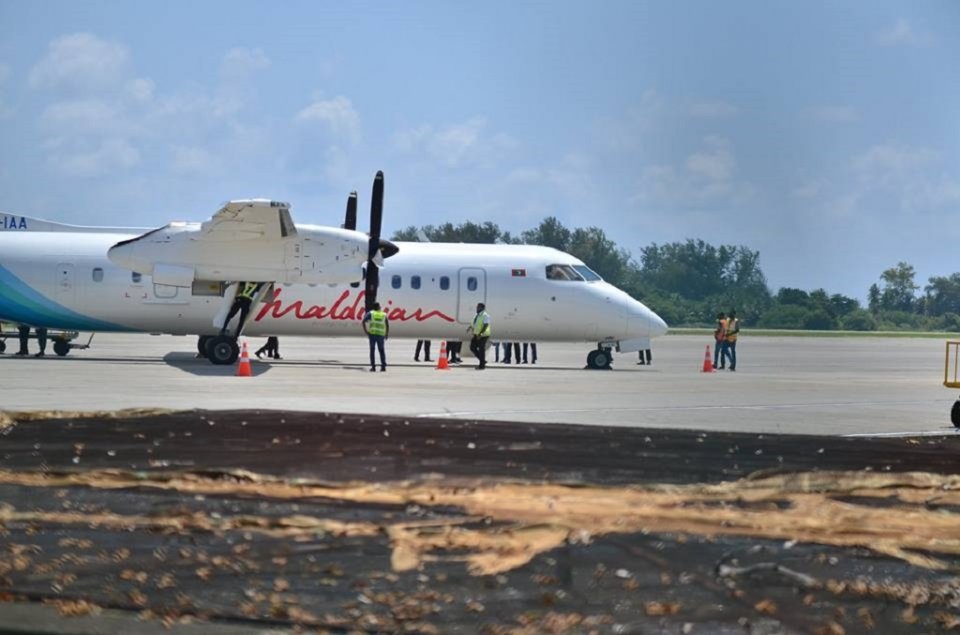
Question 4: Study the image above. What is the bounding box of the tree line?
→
[392,219,960,331]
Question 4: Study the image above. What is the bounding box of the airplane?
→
[0,173,668,369]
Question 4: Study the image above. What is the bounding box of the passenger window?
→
[467,276,478,291]
[439,276,450,290]
[391,275,402,289]
[131,272,142,283]
[92,267,104,282]
[411,275,421,290]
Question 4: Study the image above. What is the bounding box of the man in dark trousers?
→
[469,302,491,370]
[362,302,389,372]
[255,336,281,359]
[414,339,431,362]
[221,281,260,336]
[16,325,48,357]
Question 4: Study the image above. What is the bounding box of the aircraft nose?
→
[627,300,669,338]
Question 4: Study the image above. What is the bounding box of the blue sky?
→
[1,1,958,300]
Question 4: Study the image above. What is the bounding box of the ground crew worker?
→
[255,336,281,360]
[469,302,491,370]
[362,302,389,372]
[221,281,260,336]
[414,339,431,362]
[16,325,48,357]
[723,310,740,371]
[713,312,727,369]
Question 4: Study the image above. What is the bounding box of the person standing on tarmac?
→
[414,339,431,362]
[723,310,740,371]
[221,281,260,336]
[362,302,389,372]
[16,325,48,357]
[469,302,491,370]
[713,312,727,370]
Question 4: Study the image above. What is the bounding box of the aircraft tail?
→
[0,212,145,234]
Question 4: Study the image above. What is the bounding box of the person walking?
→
[221,281,260,336]
[469,302,491,370]
[501,340,512,364]
[637,348,651,365]
[723,310,740,371]
[362,302,389,372]
[414,339,432,362]
[255,336,280,359]
[713,312,727,370]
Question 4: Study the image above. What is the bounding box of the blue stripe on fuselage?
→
[0,264,131,331]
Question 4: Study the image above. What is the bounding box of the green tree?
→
[520,217,571,251]
[924,273,960,316]
[566,227,631,284]
[877,262,919,312]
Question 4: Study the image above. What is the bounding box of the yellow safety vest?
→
[472,312,491,337]
[238,282,258,300]
[725,318,739,342]
[367,310,387,336]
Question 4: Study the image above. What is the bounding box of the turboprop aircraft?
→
[0,173,667,369]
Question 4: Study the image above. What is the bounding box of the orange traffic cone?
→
[236,340,253,377]
[436,341,449,370]
[701,345,714,373]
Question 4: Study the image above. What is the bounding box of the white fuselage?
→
[0,217,667,346]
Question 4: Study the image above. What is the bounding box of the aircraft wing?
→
[198,199,297,241]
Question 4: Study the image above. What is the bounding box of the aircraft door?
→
[55,263,75,307]
[456,268,486,323]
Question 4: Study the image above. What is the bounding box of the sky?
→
[1,1,958,301]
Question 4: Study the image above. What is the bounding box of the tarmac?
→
[1,333,959,633]
[0,333,957,436]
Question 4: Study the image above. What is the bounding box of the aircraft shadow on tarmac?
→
[162,352,273,377]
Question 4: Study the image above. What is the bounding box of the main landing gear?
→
[198,334,239,366]
[586,345,613,370]
[951,399,960,429]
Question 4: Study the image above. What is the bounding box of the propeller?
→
[364,171,394,312]
[343,191,357,230]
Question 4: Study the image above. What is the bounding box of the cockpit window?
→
[545,264,584,281]
[572,265,602,281]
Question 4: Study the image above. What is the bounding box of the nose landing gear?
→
[586,346,612,370]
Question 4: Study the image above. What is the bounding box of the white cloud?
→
[50,138,140,177]
[635,135,753,206]
[296,95,361,143]
[687,100,740,119]
[854,143,939,180]
[393,116,516,168]
[172,146,215,174]
[811,106,859,123]
[221,47,270,78]
[125,78,155,103]
[876,19,932,47]
[29,33,129,90]
[41,99,127,133]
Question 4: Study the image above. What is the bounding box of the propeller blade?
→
[365,171,385,312]
[343,191,357,230]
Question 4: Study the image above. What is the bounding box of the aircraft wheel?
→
[53,340,71,357]
[586,349,612,370]
[206,335,239,366]
[0,340,5,353]
[951,400,960,429]
[197,335,211,358]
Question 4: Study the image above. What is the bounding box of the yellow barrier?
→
[945,341,960,388]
